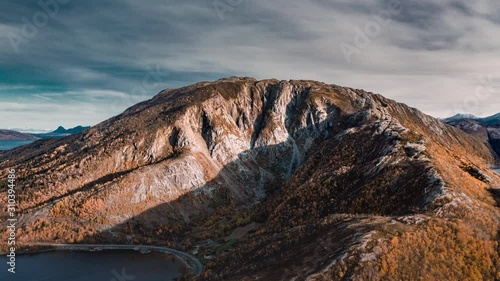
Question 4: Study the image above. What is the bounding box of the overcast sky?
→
[1,0,500,131]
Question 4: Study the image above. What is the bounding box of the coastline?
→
[1,243,202,277]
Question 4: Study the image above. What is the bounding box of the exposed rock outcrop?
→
[446,114,500,157]
[0,77,499,280]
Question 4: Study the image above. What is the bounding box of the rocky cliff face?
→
[445,119,489,141]
[446,115,500,157]
[0,77,499,280]
[1,78,350,225]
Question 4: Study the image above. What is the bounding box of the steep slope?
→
[0,78,349,243]
[445,119,489,141]
[0,78,499,280]
[199,83,500,280]
[445,114,500,156]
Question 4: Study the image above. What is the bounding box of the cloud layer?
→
[1,0,500,129]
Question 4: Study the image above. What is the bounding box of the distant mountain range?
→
[0,129,40,141]
[446,113,500,126]
[31,125,90,139]
[0,126,89,141]
[445,113,500,156]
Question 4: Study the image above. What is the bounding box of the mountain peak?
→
[445,112,500,126]
[51,125,90,135]
[0,78,498,280]
[445,113,477,122]
[53,126,67,133]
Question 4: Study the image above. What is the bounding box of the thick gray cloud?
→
[0,0,499,130]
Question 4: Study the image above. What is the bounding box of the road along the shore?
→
[29,243,203,276]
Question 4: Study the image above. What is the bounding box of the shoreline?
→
[2,243,202,277]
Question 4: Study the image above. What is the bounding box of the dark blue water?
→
[0,250,183,281]
[0,140,35,151]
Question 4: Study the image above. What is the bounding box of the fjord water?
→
[0,140,35,151]
[0,250,183,281]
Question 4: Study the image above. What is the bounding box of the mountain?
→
[52,125,90,135]
[0,129,40,141]
[445,112,500,126]
[445,113,500,156]
[32,125,90,139]
[0,78,499,280]
[445,119,489,141]
[445,113,477,122]
[478,113,500,126]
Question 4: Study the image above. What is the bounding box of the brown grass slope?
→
[0,78,499,280]
[198,86,500,281]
